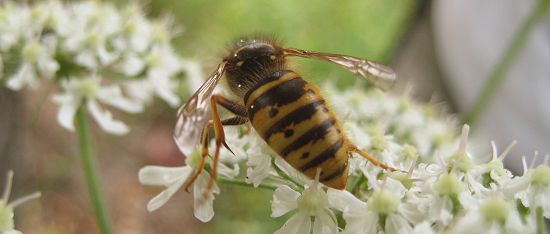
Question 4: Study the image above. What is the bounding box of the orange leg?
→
[183,120,213,192]
[349,146,400,172]
[183,95,248,200]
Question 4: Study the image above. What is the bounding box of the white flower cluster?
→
[139,85,549,232]
[0,1,203,135]
[0,171,41,234]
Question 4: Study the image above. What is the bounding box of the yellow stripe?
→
[245,72,299,108]
[251,82,322,134]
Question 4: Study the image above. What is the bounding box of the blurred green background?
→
[147,0,418,87]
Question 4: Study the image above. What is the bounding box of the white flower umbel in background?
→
[0,1,203,233]
[52,75,143,135]
[0,1,202,135]
[0,171,41,234]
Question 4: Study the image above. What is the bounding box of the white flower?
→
[139,148,238,222]
[143,45,183,107]
[123,48,202,108]
[246,151,273,187]
[452,197,533,234]
[271,181,338,234]
[6,39,59,90]
[138,165,219,222]
[0,3,31,51]
[503,162,550,218]
[1,171,41,234]
[62,3,121,69]
[411,221,435,234]
[51,76,143,135]
[1,1,200,118]
[329,174,411,234]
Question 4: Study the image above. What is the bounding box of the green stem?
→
[536,207,546,234]
[216,177,278,190]
[75,105,112,234]
[463,0,550,125]
[348,173,366,195]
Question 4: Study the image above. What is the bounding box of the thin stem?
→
[75,105,112,234]
[536,207,546,234]
[216,177,278,190]
[463,0,550,125]
[2,171,14,201]
[348,173,366,195]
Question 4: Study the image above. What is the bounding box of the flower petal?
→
[51,93,80,131]
[385,214,412,234]
[138,166,192,186]
[313,212,338,234]
[96,85,144,113]
[246,151,272,187]
[411,221,435,234]
[121,53,145,76]
[37,55,59,77]
[271,185,300,217]
[327,188,365,212]
[3,230,22,234]
[6,63,35,90]
[146,174,187,212]
[75,50,98,69]
[274,213,311,234]
[87,100,129,135]
[148,72,180,107]
[193,171,220,222]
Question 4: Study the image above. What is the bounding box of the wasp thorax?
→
[224,40,285,97]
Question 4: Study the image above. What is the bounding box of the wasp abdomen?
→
[244,70,349,189]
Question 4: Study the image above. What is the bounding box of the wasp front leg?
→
[183,95,248,194]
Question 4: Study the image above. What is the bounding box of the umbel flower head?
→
[139,82,550,233]
[0,1,204,135]
[0,171,41,234]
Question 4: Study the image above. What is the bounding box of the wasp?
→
[174,36,398,195]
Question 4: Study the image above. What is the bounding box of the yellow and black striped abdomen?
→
[244,70,350,189]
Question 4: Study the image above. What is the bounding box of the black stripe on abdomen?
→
[243,70,292,103]
[263,99,326,140]
[300,139,344,172]
[248,77,307,121]
[320,164,347,182]
[280,118,337,157]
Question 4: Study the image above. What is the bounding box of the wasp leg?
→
[183,95,248,194]
[350,146,399,172]
[183,120,213,192]
[200,95,248,200]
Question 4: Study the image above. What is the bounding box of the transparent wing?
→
[284,48,397,90]
[173,62,226,157]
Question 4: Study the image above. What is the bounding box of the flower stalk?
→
[216,177,278,191]
[536,207,545,234]
[464,0,550,125]
[75,104,112,234]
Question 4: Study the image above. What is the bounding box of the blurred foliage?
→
[145,0,419,87]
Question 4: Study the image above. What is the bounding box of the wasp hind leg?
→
[182,95,248,199]
[349,146,399,172]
